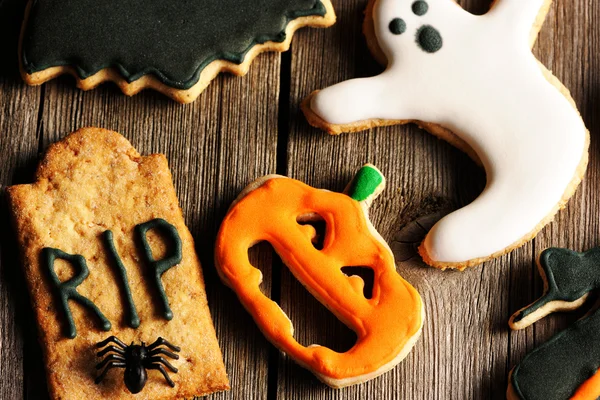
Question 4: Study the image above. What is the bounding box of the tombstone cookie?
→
[302,0,589,269]
[19,0,335,103]
[508,247,600,400]
[6,128,229,399]
[215,165,424,387]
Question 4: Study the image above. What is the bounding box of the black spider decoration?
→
[95,335,181,394]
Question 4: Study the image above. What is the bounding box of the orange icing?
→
[571,369,600,400]
[215,177,422,381]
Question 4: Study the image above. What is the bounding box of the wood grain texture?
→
[0,79,40,400]
[0,1,42,399]
[0,0,598,399]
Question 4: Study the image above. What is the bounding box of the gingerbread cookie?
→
[215,165,423,388]
[19,0,335,103]
[302,0,589,270]
[508,247,600,400]
[6,128,228,399]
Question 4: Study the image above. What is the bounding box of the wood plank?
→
[0,0,42,399]
[31,51,281,398]
[0,81,41,400]
[280,0,590,399]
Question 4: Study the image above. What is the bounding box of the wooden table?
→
[0,0,597,398]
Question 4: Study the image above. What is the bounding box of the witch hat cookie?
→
[302,0,589,270]
[508,247,600,400]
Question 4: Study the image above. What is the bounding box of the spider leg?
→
[96,336,127,349]
[148,356,178,372]
[96,354,126,370]
[95,361,126,384]
[147,364,175,387]
[147,337,181,352]
[148,347,179,360]
[97,345,126,357]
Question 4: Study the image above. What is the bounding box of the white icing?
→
[310,0,587,264]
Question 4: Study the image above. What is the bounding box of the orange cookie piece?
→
[215,165,423,387]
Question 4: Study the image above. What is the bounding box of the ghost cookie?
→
[215,165,424,388]
[19,0,335,103]
[6,128,229,399]
[302,0,589,269]
[508,247,600,400]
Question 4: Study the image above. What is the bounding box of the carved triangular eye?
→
[341,266,375,299]
[296,213,326,250]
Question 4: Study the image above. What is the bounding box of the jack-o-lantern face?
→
[215,165,423,387]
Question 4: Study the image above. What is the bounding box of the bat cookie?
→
[302,0,589,269]
[19,0,335,103]
[215,165,424,388]
[508,247,600,400]
[6,128,228,399]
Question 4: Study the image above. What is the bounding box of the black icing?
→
[389,18,406,35]
[43,247,111,339]
[512,308,600,399]
[513,248,600,323]
[412,1,428,16]
[22,0,326,90]
[134,218,182,321]
[103,230,141,329]
[416,25,442,53]
[512,247,600,399]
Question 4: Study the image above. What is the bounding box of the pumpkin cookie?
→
[215,165,423,387]
[6,128,228,399]
[302,0,589,270]
[508,247,600,400]
[19,0,335,103]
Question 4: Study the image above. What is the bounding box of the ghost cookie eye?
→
[412,1,428,16]
[389,18,407,35]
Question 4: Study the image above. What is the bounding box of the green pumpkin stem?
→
[345,164,385,205]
